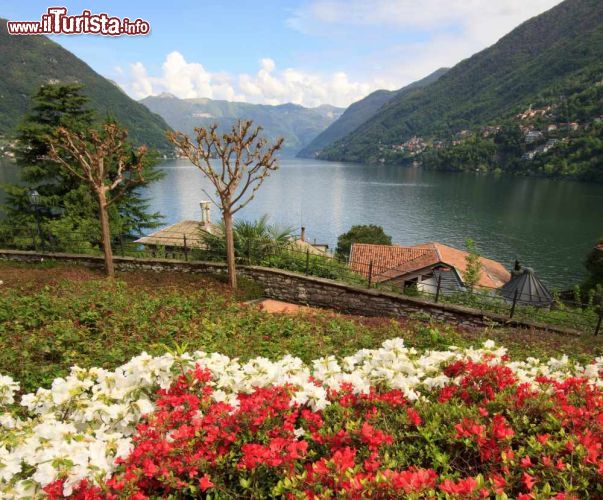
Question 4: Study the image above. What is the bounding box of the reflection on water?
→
[2,157,601,289]
[143,158,603,289]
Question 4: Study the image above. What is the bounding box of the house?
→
[392,136,427,155]
[135,201,218,254]
[516,105,552,121]
[349,242,510,293]
[525,130,544,144]
[542,139,558,153]
[559,122,579,132]
[482,125,501,138]
[137,207,328,258]
[290,227,329,255]
[523,139,559,160]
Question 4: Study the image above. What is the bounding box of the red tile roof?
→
[349,244,431,278]
[349,242,510,289]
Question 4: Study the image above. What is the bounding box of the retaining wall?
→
[0,249,580,336]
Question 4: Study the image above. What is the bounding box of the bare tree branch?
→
[168,119,283,288]
[46,122,149,277]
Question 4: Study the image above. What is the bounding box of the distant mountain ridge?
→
[297,68,449,158]
[0,19,172,151]
[141,95,344,156]
[319,0,603,164]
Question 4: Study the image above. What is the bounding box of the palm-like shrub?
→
[198,215,294,263]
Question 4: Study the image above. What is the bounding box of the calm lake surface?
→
[2,157,602,289]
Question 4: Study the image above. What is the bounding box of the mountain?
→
[0,20,171,151]
[140,95,344,156]
[297,68,448,158]
[320,0,603,166]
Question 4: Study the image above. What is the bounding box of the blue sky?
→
[1,1,563,107]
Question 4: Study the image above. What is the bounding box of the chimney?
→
[300,226,306,242]
[200,201,211,225]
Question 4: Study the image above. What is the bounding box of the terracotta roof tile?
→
[349,244,433,280]
[349,242,510,288]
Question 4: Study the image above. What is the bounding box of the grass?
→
[0,261,602,393]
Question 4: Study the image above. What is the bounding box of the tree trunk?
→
[223,210,237,289]
[97,190,115,278]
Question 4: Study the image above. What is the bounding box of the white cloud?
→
[288,0,562,35]
[123,51,243,102]
[287,0,564,86]
[120,1,563,108]
[122,52,393,108]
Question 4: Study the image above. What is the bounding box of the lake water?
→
[2,157,602,289]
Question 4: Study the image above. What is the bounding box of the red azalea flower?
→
[199,474,214,491]
[491,415,514,440]
[406,407,422,427]
[439,477,477,495]
[42,480,65,500]
[522,472,536,491]
[536,433,551,444]
[332,447,357,474]
[489,473,506,494]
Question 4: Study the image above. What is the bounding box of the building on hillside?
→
[522,138,559,160]
[525,130,544,144]
[516,105,552,121]
[392,136,427,155]
[542,139,558,152]
[559,122,579,132]
[482,125,501,138]
[348,242,510,293]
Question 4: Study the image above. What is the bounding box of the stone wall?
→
[0,249,580,335]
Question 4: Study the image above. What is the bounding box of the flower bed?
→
[0,340,601,498]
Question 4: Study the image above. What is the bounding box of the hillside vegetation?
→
[0,20,172,151]
[141,94,344,156]
[297,68,448,158]
[319,0,603,180]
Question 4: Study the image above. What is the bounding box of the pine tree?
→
[0,84,163,251]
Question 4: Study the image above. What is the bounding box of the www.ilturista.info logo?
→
[6,7,150,36]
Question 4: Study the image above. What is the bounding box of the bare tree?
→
[168,120,283,288]
[47,122,147,277]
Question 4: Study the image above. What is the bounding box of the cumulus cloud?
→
[120,1,563,107]
[122,52,393,108]
[123,52,243,102]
